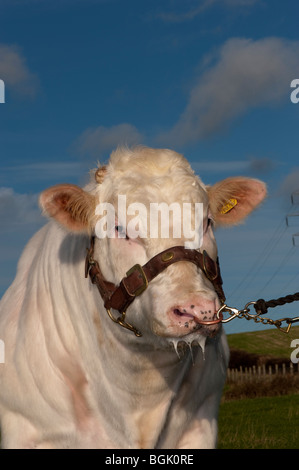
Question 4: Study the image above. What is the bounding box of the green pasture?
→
[218,326,299,449]
[218,394,299,449]
[226,325,299,358]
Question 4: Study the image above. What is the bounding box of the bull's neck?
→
[93,326,197,448]
[95,320,194,386]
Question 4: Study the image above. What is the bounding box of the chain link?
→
[217,303,299,334]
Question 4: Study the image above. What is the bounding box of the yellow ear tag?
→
[220,198,238,214]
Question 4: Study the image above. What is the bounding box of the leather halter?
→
[85,236,225,337]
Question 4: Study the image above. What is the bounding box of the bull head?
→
[39,147,266,345]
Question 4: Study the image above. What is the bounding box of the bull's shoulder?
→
[16,224,50,270]
[0,223,61,319]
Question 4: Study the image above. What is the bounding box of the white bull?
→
[0,147,266,448]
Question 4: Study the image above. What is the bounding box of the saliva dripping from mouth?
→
[169,334,206,364]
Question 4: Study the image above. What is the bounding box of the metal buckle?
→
[106,309,142,337]
[125,264,149,297]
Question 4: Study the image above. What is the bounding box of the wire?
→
[281,271,299,293]
[228,216,288,298]
[254,246,295,299]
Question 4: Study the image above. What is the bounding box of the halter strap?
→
[85,237,225,336]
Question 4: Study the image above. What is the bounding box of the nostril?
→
[174,308,184,316]
[173,308,194,319]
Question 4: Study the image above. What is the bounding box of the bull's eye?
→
[115,225,128,239]
[206,217,214,231]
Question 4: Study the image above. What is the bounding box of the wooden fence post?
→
[227,361,298,382]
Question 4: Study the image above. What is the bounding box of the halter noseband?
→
[85,236,225,337]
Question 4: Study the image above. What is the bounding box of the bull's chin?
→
[149,317,222,359]
[167,331,208,360]
[167,325,222,360]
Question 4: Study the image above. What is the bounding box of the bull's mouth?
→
[172,307,221,332]
[152,302,222,344]
[167,310,222,360]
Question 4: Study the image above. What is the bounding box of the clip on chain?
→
[217,292,299,334]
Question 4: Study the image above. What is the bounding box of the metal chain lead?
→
[217,302,299,334]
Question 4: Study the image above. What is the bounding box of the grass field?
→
[226,325,299,358]
[218,394,299,449]
[218,326,299,449]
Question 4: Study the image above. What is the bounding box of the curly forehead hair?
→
[95,146,207,207]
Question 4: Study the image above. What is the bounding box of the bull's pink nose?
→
[172,300,218,324]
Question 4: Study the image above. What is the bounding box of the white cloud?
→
[157,0,259,23]
[279,168,299,200]
[192,160,249,173]
[191,155,276,177]
[0,44,39,98]
[73,123,144,159]
[224,0,258,5]
[0,187,43,231]
[0,161,83,183]
[157,0,215,22]
[157,37,299,146]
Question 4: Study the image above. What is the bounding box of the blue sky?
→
[0,0,299,334]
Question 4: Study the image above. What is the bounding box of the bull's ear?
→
[207,177,267,226]
[39,184,96,232]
